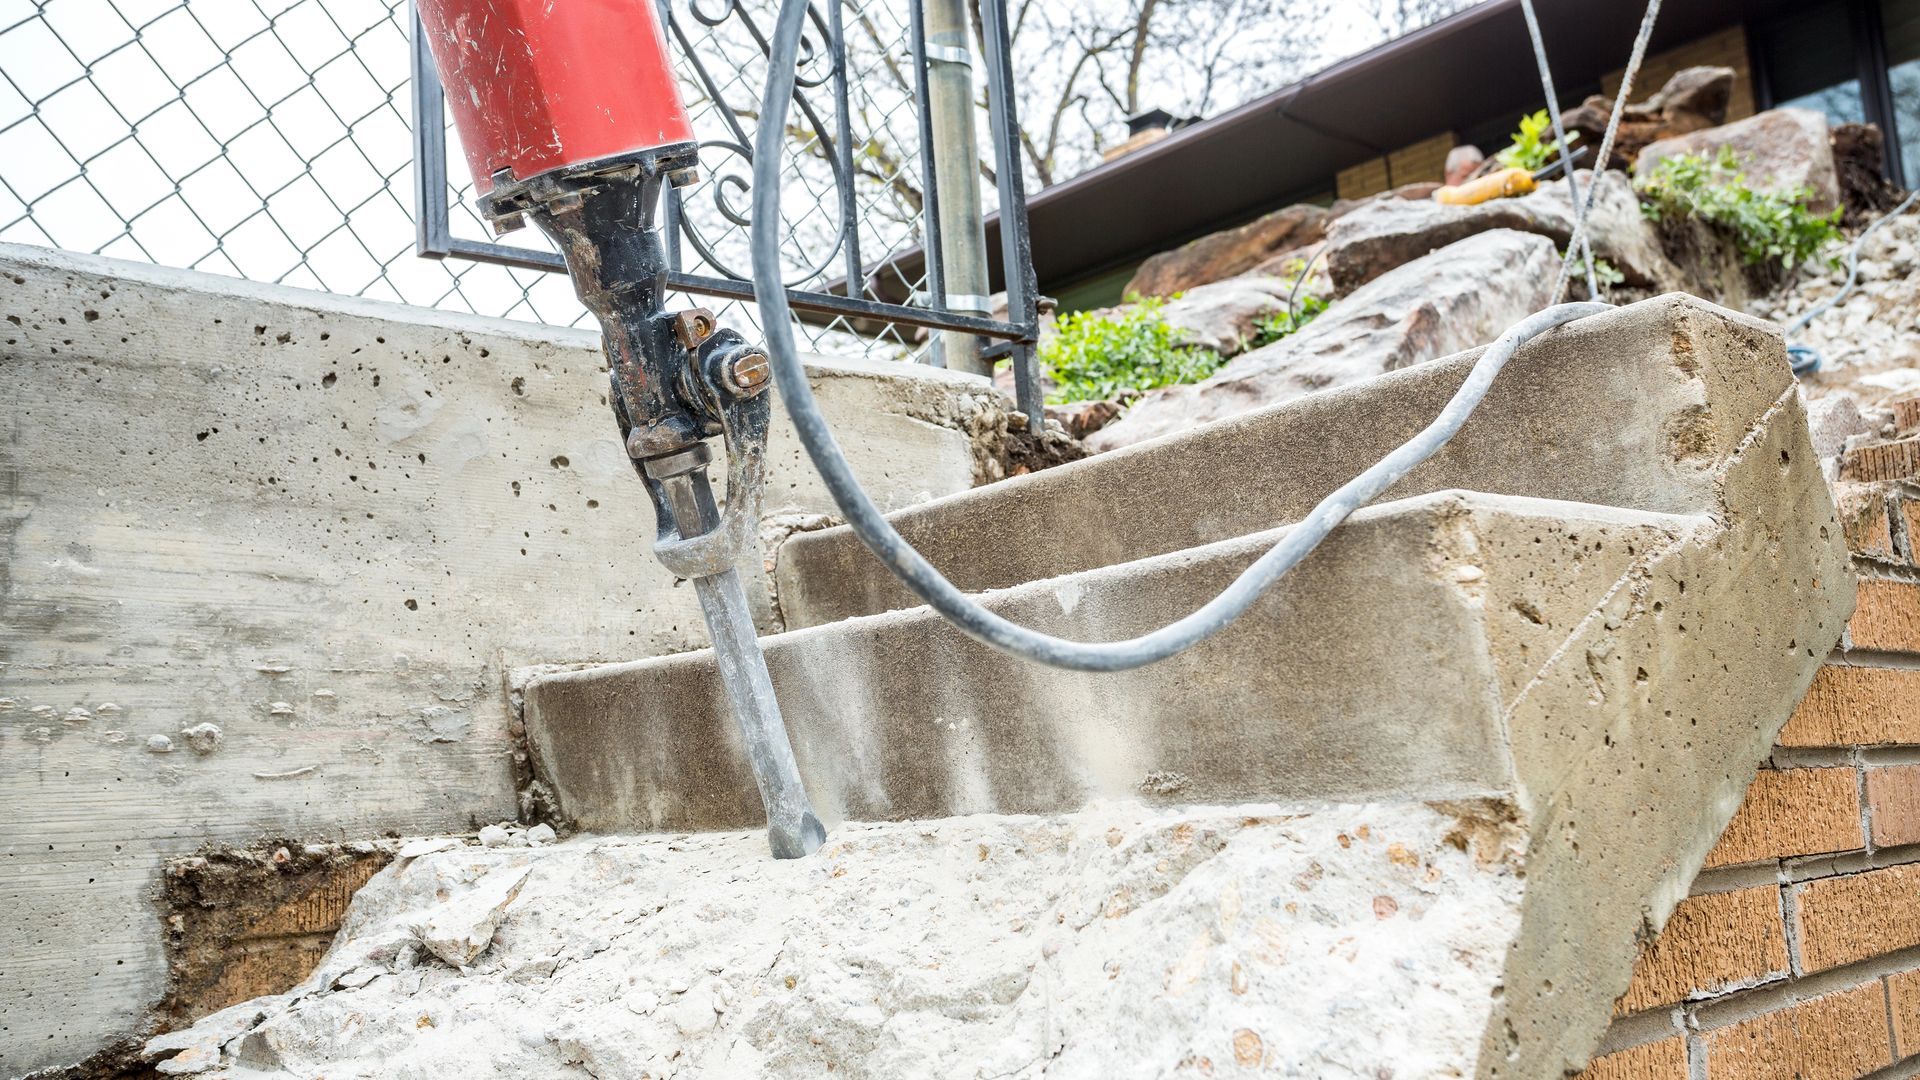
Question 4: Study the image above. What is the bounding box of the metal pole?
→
[922,0,992,375]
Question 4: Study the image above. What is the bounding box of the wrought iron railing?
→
[408,0,1043,420]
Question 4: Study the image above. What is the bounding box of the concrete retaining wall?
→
[0,243,992,1075]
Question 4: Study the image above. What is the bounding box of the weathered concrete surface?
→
[0,243,993,1075]
[534,491,1687,829]
[524,293,1853,1076]
[142,802,1529,1079]
[1088,229,1557,451]
[786,295,1763,628]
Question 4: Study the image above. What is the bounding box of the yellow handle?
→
[1433,167,1538,206]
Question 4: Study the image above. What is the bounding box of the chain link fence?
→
[0,0,952,355]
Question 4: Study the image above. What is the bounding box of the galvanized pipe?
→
[922,0,992,375]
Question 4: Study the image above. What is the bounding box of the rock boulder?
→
[1159,275,1303,356]
[1123,204,1328,298]
[1089,229,1557,451]
[1563,65,1735,166]
[1321,170,1677,296]
[1637,107,1840,214]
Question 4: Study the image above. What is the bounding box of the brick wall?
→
[1335,131,1456,201]
[1600,24,1757,123]
[1580,399,1920,1078]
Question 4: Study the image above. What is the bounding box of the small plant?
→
[1496,110,1579,173]
[1040,296,1222,404]
[1557,250,1627,295]
[1635,148,1842,269]
[1248,293,1328,349]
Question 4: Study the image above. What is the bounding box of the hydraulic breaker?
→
[414,0,826,858]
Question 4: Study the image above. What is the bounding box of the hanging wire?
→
[747,0,1658,672]
[1550,0,1664,306]
[1518,0,1598,299]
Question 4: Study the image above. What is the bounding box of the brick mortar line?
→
[1687,1031,1708,1080]
[1851,558,1920,587]
[1683,943,1920,1032]
[1691,861,1786,896]
[1888,976,1902,1064]
[1781,874,1806,979]
[1590,1004,1686,1058]
[1828,649,1920,672]
[1865,1051,1920,1080]
[1854,554,1919,581]
[1770,747,1866,768]
[1695,842,1920,895]
[1867,757,1881,862]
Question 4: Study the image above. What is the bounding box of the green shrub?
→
[1635,148,1842,269]
[1496,110,1579,173]
[1040,296,1221,404]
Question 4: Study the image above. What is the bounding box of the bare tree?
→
[990,0,1478,187]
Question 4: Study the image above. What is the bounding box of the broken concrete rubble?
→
[524,295,1851,1077]
[145,803,1529,1079]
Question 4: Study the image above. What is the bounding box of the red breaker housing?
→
[414,0,697,200]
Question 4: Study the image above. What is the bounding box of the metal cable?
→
[1551,0,1663,305]
[1786,188,1920,336]
[752,0,1613,672]
[1518,0,1597,299]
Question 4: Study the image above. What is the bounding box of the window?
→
[1887,0,1920,184]
[1755,0,1918,189]
[1760,0,1869,126]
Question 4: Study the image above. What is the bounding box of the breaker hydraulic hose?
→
[751,0,1615,673]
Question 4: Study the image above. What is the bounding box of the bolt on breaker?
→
[414,0,825,858]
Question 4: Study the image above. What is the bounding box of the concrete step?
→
[520,292,1853,1077]
[776,294,1788,630]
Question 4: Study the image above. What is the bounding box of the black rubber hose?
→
[750,0,1606,671]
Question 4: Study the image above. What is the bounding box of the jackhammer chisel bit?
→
[412,0,827,858]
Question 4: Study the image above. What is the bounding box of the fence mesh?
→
[0,0,948,355]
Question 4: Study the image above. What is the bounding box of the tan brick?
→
[1704,983,1890,1080]
[1619,887,1787,1013]
[1576,1038,1688,1080]
[1793,863,1920,973]
[1889,968,1920,1057]
[1868,765,1920,849]
[1851,580,1920,654]
[1904,498,1920,565]
[1893,397,1920,438]
[1705,769,1863,868]
[1841,436,1920,483]
[1780,665,1920,747]
[1835,487,1897,560]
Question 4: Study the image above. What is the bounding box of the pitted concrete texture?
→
[782,295,1788,629]
[0,243,996,1075]
[524,295,1854,1077]
[142,800,1529,1079]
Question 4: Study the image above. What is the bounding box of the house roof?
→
[869,0,1796,303]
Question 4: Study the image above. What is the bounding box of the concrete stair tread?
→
[520,293,1854,1077]
[526,487,1698,833]
[777,294,1786,630]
